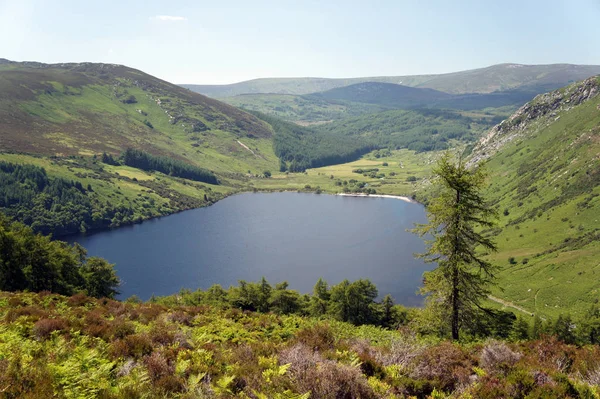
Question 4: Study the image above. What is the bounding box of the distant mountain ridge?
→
[182,63,600,98]
[310,82,451,108]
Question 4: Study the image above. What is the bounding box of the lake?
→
[67,192,432,306]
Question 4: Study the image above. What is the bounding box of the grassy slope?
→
[473,77,600,319]
[182,63,600,97]
[0,61,279,175]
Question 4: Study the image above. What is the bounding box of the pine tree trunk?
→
[451,266,459,340]
[451,188,461,341]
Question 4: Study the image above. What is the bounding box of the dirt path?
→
[488,295,534,317]
[236,140,256,156]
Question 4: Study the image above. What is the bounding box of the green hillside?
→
[222,93,387,124]
[0,60,277,173]
[471,76,600,318]
[312,108,496,153]
[0,60,283,235]
[182,63,600,97]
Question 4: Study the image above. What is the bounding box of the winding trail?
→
[488,295,534,317]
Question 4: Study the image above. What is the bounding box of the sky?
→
[1,0,599,84]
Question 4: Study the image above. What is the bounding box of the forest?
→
[313,109,481,153]
[0,214,119,298]
[255,108,485,172]
[0,161,137,236]
[122,149,219,185]
[254,112,376,172]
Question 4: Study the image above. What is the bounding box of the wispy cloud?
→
[150,15,188,22]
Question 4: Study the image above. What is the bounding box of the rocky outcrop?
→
[469,76,600,166]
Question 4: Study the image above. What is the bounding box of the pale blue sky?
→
[1,0,599,84]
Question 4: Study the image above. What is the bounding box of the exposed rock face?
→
[469,76,600,166]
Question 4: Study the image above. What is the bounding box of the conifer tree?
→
[413,152,497,340]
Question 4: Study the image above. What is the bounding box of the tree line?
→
[122,148,219,185]
[0,161,136,236]
[0,214,119,298]
[152,277,407,328]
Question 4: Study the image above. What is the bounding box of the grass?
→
[478,82,600,319]
[252,149,439,197]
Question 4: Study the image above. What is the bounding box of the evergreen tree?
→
[511,315,530,341]
[269,281,302,315]
[413,152,497,340]
[309,278,330,316]
[532,314,544,339]
[256,277,272,313]
[553,313,575,344]
[580,305,600,344]
[381,294,395,328]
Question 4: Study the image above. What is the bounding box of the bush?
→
[295,324,336,351]
[410,342,474,392]
[144,351,174,382]
[33,318,68,339]
[279,344,377,399]
[480,341,522,374]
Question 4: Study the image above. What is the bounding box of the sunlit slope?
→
[0,60,279,175]
[472,76,600,318]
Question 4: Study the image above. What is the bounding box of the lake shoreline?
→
[60,189,420,240]
[335,192,417,203]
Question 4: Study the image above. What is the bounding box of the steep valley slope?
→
[471,76,600,318]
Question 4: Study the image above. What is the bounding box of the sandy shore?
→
[335,193,416,203]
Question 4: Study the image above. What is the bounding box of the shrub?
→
[374,337,425,368]
[144,351,174,382]
[5,306,49,323]
[295,324,336,351]
[279,344,376,399]
[67,292,95,307]
[410,342,474,392]
[33,318,68,339]
[110,334,153,359]
[480,341,522,375]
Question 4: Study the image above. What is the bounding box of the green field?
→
[252,149,438,198]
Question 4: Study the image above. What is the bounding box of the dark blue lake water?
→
[67,192,432,306]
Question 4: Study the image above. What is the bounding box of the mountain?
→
[469,76,600,317]
[0,59,282,235]
[182,63,600,97]
[311,82,452,108]
[0,59,273,164]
